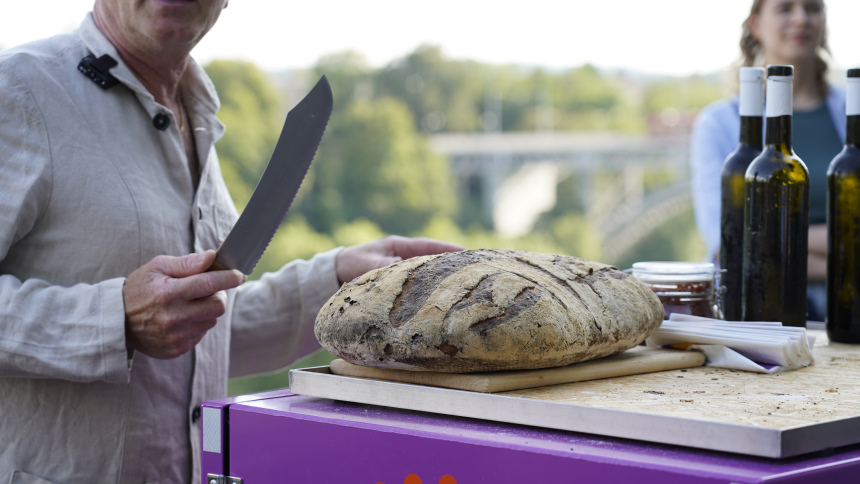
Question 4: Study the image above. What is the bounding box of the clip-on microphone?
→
[78,54,118,90]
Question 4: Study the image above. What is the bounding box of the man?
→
[0,1,462,482]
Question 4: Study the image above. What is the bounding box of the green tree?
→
[205,60,284,210]
[297,96,457,236]
[314,50,374,106]
[374,45,485,133]
[539,65,633,131]
[643,74,725,115]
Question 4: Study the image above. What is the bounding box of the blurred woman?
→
[689,0,845,320]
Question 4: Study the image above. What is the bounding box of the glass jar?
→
[630,261,722,320]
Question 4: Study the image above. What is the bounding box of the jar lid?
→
[630,261,717,282]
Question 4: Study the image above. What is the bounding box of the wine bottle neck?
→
[740,116,763,149]
[848,116,860,147]
[765,115,792,149]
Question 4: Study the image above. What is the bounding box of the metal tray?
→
[289,334,860,459]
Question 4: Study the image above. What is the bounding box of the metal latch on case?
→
[206,474,242,484]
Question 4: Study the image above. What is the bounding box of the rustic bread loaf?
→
[315,249,664,373]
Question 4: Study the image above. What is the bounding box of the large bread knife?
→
[208,75,333,274]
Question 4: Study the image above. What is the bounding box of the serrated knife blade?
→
[209,75,333,274]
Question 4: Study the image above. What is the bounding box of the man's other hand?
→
[335,235,465,284]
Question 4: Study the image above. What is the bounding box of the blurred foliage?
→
[374,45,486,132]
[205,60,283,210]
[369,46,650,134]
[295,95,457,235]
[643,75,727,113]
[313,50,375,106]
[205,46,722,396]
[613,208,706,270]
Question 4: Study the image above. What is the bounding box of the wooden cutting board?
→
[328,346,706,393]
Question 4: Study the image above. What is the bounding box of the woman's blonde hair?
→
[740,0,830,96]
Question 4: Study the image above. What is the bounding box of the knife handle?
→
[206,258,228,272]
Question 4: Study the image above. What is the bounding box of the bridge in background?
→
[429,131,692,260]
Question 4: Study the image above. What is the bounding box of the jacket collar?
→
[77,12,225,142]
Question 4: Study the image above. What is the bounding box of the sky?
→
[2,0,859,77]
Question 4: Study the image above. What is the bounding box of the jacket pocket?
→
[8,470,58,484]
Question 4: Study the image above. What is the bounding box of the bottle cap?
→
[767,65,793,77]
[739,67,765,117]
[848,69,860,116]
[766,66,793,118]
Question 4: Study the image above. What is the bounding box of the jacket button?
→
[153,113,170,130]
[198,207,203,220]
[191,405,201,423]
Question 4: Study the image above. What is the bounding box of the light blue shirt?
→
[689,86,846,261]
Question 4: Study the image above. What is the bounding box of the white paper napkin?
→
[645,314,816,373]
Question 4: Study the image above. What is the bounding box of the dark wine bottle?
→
[742,65,809,326]
[721,67,764,321]
[826,68,860,342]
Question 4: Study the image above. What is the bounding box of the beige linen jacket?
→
[0,14,341,484]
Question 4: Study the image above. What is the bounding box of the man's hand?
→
[336,235,465,284]
[123,250,247,359]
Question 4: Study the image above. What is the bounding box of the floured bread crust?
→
[315,249,664,372]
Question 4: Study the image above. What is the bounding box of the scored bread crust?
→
[315,249,664,373]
